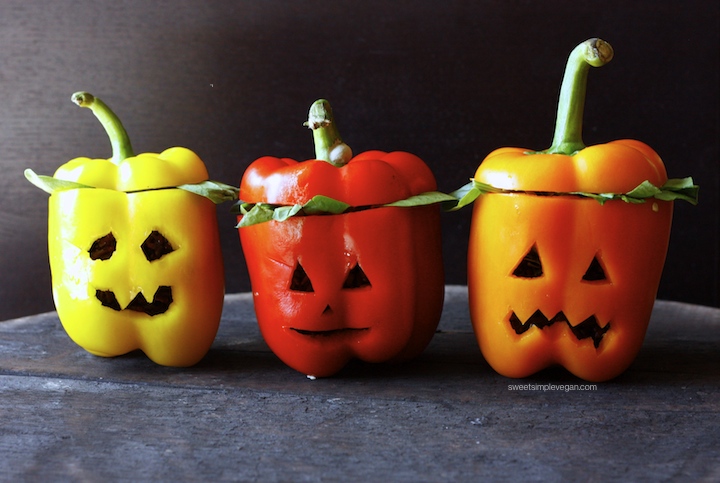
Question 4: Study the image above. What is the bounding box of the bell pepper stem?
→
[542,38,614,156]
[304,99,352,167]
[71,92,134,164]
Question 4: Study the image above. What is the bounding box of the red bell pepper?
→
[237,100,445,378]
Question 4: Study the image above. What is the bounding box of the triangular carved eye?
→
[343,264,371,289]
[582,255,608,282]
[513,245,543,278]
[141,231,174,261]
[290,263,314,292]
[89,233,116,260]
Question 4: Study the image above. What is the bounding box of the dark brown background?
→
[1,0,717,321]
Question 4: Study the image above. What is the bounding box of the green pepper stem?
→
[541,38,614,155]
[71,92,134,164]
[304,99,352,167]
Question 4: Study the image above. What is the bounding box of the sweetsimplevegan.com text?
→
[507,384,598,392]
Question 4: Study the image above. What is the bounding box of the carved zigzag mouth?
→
[509,310,610,348]
[95,286,173,316]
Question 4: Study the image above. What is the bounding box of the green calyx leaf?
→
[443,177,699,207]
[641,177,699,205]
[302,195,351,215]
[25,168,238,204]
[233,176,699,228]
[237,202,274,225]
[234,201,306,227]
[24,169,93,194]
[384,191,459,208]
[178,180,239,204]
[571,177,699,205]
[442,181,502,211]
[235,191,458,228]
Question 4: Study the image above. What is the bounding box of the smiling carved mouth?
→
[290,327,370,338]
[509,310,610,348]
[95,286,173,316]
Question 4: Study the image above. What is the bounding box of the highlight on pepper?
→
[24,92,234,367]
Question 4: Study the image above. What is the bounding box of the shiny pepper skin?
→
[50,148,224,367]
[467,39,681,382]
[469,141,672,382]
[237,101,445,377]
[35,93,226,367]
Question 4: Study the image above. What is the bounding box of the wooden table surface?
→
[1,286,718,481]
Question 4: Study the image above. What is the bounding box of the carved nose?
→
[323,305,333,315]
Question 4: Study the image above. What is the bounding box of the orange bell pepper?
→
[466,39,698,382]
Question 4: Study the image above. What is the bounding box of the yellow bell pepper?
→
[26,92,237,367]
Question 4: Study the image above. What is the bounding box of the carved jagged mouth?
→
[509,310,610,348]
[95,286,173,316]
[290,327,369,338]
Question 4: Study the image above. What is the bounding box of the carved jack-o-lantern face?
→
[239,207,445,378]
[284,260,373,338]
[468,194,673,382]
[508,245,611,348]
[237,144,446,377]
[464,41,689,381]
[28,93,229,368]
[92,230,175,315]
[48,188,225,367]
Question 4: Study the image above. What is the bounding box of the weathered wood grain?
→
[1,287,718,481]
